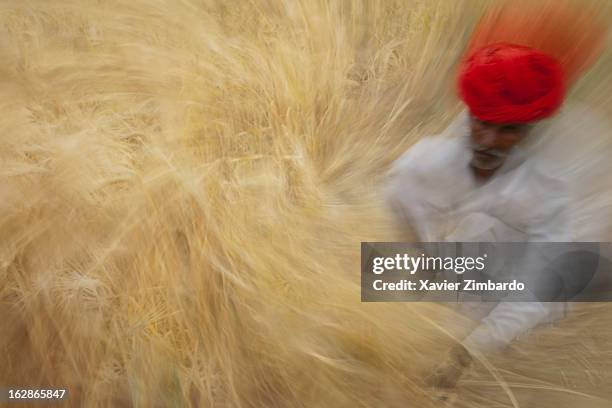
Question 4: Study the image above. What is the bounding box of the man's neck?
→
[470,164,496,182]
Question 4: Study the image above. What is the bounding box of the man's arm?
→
[383,137,451,242]
[431,182,574,389]
[460,192,572,354]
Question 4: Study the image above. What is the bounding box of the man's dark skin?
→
[468,115,532,180]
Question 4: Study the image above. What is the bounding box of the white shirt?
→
[384,104,612,353]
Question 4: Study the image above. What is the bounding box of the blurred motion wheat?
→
[1,1,611,407]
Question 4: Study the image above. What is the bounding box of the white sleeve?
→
[383,138,447,242]
[462,187,571,354]
[462,301,551,354]
[384,179,437,242]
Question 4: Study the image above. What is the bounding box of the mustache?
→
[471,144,507,159]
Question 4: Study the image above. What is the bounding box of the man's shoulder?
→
[383,134,469,213]
[388,135,464,184]
[534,103,612,176]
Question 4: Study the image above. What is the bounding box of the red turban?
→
[457,0,608,124]
[458,43,566,124]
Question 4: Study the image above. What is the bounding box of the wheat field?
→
[1,1,612,407]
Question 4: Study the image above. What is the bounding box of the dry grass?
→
[0,0,611,407]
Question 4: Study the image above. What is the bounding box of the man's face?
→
[468,115,532,171]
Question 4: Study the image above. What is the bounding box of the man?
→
[384,40,612,388]
[387,42,571,243]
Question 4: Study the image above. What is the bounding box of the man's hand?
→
[427,343,473,389]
